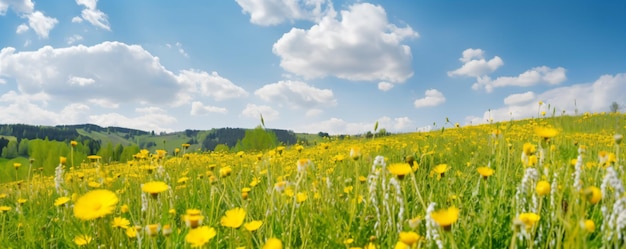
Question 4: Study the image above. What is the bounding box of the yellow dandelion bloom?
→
[112,217,130,229]
[430,206,459,231]
[535,126,558,139]
[70,140,78,147]
[13,163,21,169]
[398,231,421,246]
[141,181,169,196]
[388,163,412,179]
[0,206,11,213]
[583,186,602,204]
[517,212,540,229]
[125,227,137,238]
[535,180,551,196]
[582,219,595,232]
[59,156,67,165]
[73,189,119,221]
[263,238,283,249]
[54,196,70,207]
[349,147,361,160]
[220,166,232,177]
[477,167,495,179]
[220,207,246,228]
[244,220,263,231]
[185,226,216,248]
[296,192,308,203]
[74,235,92,246]
[523,143,536,155]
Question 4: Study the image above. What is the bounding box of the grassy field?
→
[0,112,624,248]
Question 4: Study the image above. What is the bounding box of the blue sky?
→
[0,1,625,134]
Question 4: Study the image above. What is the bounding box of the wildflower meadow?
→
[0,110,625,248]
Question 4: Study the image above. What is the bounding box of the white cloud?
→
[16,23,29,34]
[472,66,566,92]
[67,34,84,45]
[241,104,279,121]
[0,91,89,125]
[468,73,626,124]
[0,0,57,38]
[0,42,246,107]
[26,11,58,38]
[273,3,418,83]
[305,108,322,117]
[378,81,394,91]
[177,70,248,102]
[68,75,95,86]
[503,91,535,105]
[235,0,330,26]
[448,48,503,77]
[75,0,110,30]
[167,42,189,57]
[71,16,83,23]
[88,98,119,108]
[296,116,414,135]
[414,89,445,108]
[255,80,336,109]
[190,101,227,115]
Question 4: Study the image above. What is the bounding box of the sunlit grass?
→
[0,112,624,248]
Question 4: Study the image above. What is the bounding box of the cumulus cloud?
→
[255,80,336,109]
[448,48,503,77]
[467,73,626,124]
[273,3,418,83]
[378,81,394,91]
[66,34,83,45]
[241,104,279,121]
[472,66,566,92]
[0,91,88,125]
[0,0,58,38]
[75,0,110,30]
[235,0,330,26]
[503,91,535,105]
[0,42,247,107]
[177,70,248,102]
[414,89,445,108]
[190,101,227,115]
[296,116,414,135]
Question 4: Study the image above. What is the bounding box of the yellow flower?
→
[432,164,449,179]
[349,147,361,160]
[535,180,551,196]
[185,226,216,248]
[220,166,232,177]
[0,206,11,213]
[59,156,67,165]
[388,163,412,180]
[112,217,130,229]
[398,231,421,246]
[13,163,21,169]
[73,189,119,221]
[220,207,246,228]
[70,140,78,147]
[125,227,137,238]
[535,126,558,139]
[430,206,459,231]
[263,238,283,249]
[162,224,173,236]
[517,212,540,229]
[476,167,495,179]
[583,186,602,204]
[296,192,308,203]
[120,204,129,213]
[145,224,161,237]
[73,235,92,246]
[244,220,263,231]
[141,181,170,196]
[523,143,536,156]
[581,219,595,232]
[54,196,70,207]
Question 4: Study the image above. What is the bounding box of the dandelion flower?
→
[388,163,412,180]
[349,147,361,160]
[71,140,78,147]
[430,206,459,231]
[220,166,232,177]
[220,207,246,228]
[112,217,130,229]
[535,180,551,196]
[0,206,11,213]
[54,196,70,207]
[583,186,602,204]
[145,224,161,237]
[263,238,283,249]
[581,219,595,232]
[73,235,92,246]
[73,189,118,221]
[433,164,449,179]
[398,231,421,246]
[535,126,558,140]
[13,163,21,170]
[244,220,263,231]
[296,192,308,203]
[141,181,170,197]
[185,226,216,248]
[476,167,495,179]
[517,212,540,229]
[125,227,137,238]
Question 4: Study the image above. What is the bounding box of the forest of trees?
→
[201,127,298,151]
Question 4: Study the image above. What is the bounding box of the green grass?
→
[0,113,623,248]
